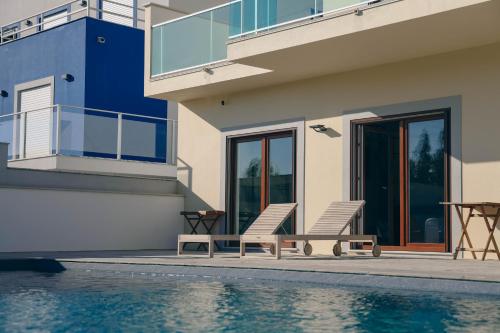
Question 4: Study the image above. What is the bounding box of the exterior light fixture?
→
[97,36,106,44]
[310,124,327,132]
[0,90,8,97]
[25,20,33,26]
[80,0,88,6]
[61,74,74,82]
[354,9,363,16]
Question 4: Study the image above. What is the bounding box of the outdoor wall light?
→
[354,9,363,16]
[97,36,106,44]
[310,124,327,132]
[61,74,74,82]
[0,90,8,98]
[25,20,33,26]
[80,0,88,7]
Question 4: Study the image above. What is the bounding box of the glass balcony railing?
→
[151,0,376,76]
[151,1,242,76]
[0,105,177,165]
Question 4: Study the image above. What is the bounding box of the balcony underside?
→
[147,0,500,102]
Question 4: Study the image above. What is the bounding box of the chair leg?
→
[240,242,246,257]
[275,236,282,260]
[208,239,214,258]
[178,242,183,255]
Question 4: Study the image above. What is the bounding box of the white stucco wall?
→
[0,187,184,252]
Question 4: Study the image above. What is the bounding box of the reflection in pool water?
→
[0,269,498,332]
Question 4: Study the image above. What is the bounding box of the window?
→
[41,9,69,30]
[1,24,20,43]
[101,0,135,27]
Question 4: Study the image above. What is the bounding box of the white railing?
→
[0,105,177,165]
[0,0,145,45]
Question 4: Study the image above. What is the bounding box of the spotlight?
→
[310,124,327,132]
[61,74,74,82]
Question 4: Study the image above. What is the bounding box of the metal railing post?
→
[173,120,177,165]
[166,120,171,164]
[133,0,138,28]
[117,113,122,160]
[49,105,54,155]
[56,105,62,155]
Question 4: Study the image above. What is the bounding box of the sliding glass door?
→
[228,131,296,238]
[353,111,449,251]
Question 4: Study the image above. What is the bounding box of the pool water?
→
[0,268,498,332]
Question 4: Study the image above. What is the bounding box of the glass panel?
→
[151,2,240,75]
[269,136,294,234]
[234,139,262,235]
[83,111,118,158]
[363,122,400,246]
[321,0,365,13]
[212,5,232,61]
[121,115,166,163]
[242,0,256,33]
[0,115,14,159]
[59,108,86,157]
[274,0,317,26]
[151,25,162,76]
[408,119,445,244]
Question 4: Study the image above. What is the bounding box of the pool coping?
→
[61,261,500,296]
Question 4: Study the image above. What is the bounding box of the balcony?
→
[0,105,177,178]
[146,0,500,102]
[0,0,144,45]
[150,0,372,77]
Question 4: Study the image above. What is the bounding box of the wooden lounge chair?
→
[241,200,381,259]
[178,203,298,258]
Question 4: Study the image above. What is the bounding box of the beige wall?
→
[176,42,500,259]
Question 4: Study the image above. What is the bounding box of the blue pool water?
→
[0,267,499,332]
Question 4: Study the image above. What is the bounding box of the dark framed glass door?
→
[227,130,296,242]
[352,111,449,252]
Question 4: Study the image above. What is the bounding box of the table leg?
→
[454,206,476,260]
[203,219,221,251]
[480,206,500,261]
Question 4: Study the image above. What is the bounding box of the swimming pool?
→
[0,265,498,332]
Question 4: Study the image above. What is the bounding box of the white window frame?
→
[13,77,55,160]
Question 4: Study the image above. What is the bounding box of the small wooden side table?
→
[441,202,500,261]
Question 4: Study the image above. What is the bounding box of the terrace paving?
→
[1,250,499,283]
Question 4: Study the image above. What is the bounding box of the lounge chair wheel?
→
[270,244,276,256]
[372,245,382,257]
[332,243,342,257]
[304,243,313,256]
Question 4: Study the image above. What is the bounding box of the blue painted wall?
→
[0,19,87,116]
[84,18,167,118]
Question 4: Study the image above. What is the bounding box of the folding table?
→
[180,210,225,250]
[442,202,500,261]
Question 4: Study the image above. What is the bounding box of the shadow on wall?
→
[177,157,226,234]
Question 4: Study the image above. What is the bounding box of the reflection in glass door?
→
[233,139,262,234]
[229,131,295,237]
[407,119,446,245]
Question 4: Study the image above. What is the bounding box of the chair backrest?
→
[308,200,365,235]
[244,203,298,235]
